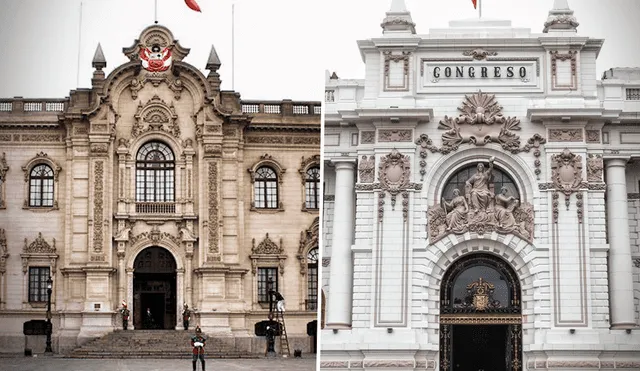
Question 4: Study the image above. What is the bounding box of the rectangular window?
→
[307,265,318,310]
[257,267,278,303]
[627,88,640,100]
[305,181,319,209]
[28,267,50,302]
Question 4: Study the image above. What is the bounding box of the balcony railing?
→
[627,88,640,100]
[241,100,321,116]
[0,98,67,113]
[135,202,176,214]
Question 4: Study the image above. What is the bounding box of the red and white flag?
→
[472,0,477,9]
[185,0,202,12]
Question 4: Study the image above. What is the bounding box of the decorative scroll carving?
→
[298,155,320,184]
[358,155,375,183]
[24,232,56,254]
[361,131,375,144]
[297,217,319,274]
[129,226,181,246]
[550,51,578,90]
[378,129,412,142]
[462,49,498,60]
[378,149,411,220]
[324,195,335,202]
[428,160,533,242]
[587,155,603,183]
[633,258,640,268]
[543,12,579,33]
[208,162,219,254]
[252,234,283,255]
[90,143,109,154]
[0,153,8,181]
[92,161,104,252]
[438,91,523,152]
[383,51,411,91]
[586,130,600,143]
[132,95,180,139]
[549,128,582,142]
[322,258,330,267]
[551,148,583,212]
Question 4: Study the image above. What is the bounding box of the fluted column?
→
[605,158,636,328]
[126,269,134,329]
[326,160,356,328]
[176,269,184,329]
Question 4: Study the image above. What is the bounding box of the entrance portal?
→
[439,253,522,371]
[133,247,177,329]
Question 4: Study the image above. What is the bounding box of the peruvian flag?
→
[185,0,202,12]
[472,0,477,9]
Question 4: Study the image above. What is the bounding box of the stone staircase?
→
[67,330,259,359]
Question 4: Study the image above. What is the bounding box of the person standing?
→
[269,290,285,313]
[182,303,191,330]
[191,326,206,371]
[120,301,130,330]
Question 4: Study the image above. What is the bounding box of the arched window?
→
[29,164,54,207]
[305,166,320,209]
[254,166,278,208]
[442,163,518,201]
[307,247,319,310]
[135,142,175,202]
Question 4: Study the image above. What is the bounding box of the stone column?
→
[605,158,636,328]
[326,160,356,328]
[126,269,134,329]
[176,269,184,330]
[117,251,126,308]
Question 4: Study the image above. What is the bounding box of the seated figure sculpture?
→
[494,186,519,232]
[442,189,468,233]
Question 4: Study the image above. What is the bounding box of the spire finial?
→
[92,43,106,70]
[543,0,579,33]
[206,44,221,71]
[381,0,416,35]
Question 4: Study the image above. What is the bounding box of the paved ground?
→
[0,355,316,371]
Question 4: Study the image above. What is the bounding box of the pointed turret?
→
[380,0,416,35]
[543,0,579,33]
[92,43,107,70]
[205,45,222,91]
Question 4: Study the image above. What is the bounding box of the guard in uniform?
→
[191,326,206,371]
[182,303,191,330]
[120,301,130,330]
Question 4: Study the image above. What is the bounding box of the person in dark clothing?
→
[120,301,130,330]
[182,303,191,330]
[191,326,206,371]
[269,290,285,313]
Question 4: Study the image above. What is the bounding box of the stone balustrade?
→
[241,100,321,116]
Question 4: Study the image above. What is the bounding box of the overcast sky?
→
[0,0,638,101]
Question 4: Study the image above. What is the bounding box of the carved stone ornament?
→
[0,228,8,273]
[92,161,104,253]
[462,49,498,60]
[129,226,181,247]
[0,152,8,182]
[361,131,375,144]
[634,258,640,268]
[543,11,579,33]
[438,91,523,152]
[378,129,412,142]
[428,160,534,243]
[298,155,320,184]
[378,149,411,220]
[297,217,319,274]
[24,232,56,254]
[551,148,584,221]
[22,152,62,182]
[549,128,582,142]
[208,163,219,254]
[358,155,375,183]
[587,155,603,183]
[252,233,283,255]
[131,95,181,139]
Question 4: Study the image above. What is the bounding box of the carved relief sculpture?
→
[428,160,534,243]
[358,155,375,183]
[587,155,603,182]
[551,148,583,208]
[462,49,498,61]
[378,149,411,220]
[438,91,523,152]
[0,229,8,273]
[131,95,181,139]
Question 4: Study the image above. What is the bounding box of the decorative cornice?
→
[462,49,498,60]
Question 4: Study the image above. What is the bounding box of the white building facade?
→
[320,1,640,369]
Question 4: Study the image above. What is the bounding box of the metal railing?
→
[135,202,176,214]
[240,100,321,115]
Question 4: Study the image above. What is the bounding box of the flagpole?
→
[232,1,235,90]
[76,0,83,87]
[154,0,158,24]
[479,0,482,19]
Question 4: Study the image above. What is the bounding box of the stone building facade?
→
[0,25,320,354]
[321,1,640,369]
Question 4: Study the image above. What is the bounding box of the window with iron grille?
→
[135,142,175,202]
[627,88,640,100]
[254,167,278,208]
[29,164,54,207]
[28,267,50,302]
[305,166,320,209]
[257,267,278,303]
[307,248,319,310]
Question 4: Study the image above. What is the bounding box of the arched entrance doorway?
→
[133,247,177,329]
[439,253,522,371]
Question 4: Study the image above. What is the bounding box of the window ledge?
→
[22,205,59,212]
[301,207,319,214]
[250,207,285,214]
[29,302,48,309]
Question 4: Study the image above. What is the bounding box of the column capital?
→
[330,158,357,169]
[603,156,630,166]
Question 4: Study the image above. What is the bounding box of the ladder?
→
[274,309,291,357]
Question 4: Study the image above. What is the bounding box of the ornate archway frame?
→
[247,154,286,212]
[125,238,185,330]
[418,236,547,369]
[297,217,319,310]
[21,152,62,211]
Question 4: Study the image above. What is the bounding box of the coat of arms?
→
[139,44,172,72]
